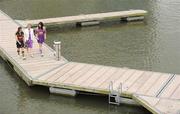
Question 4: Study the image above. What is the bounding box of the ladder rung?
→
[108,81,122,105]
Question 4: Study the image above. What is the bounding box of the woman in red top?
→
[15,27,26,60]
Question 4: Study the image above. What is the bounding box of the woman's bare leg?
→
[17,48,20,55]
[39,43,43,56]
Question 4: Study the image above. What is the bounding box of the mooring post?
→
[53,41,61,61]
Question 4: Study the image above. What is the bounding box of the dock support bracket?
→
[76,20,100,27]
[121,16,145,22]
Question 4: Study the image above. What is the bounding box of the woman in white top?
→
[24,24,35,57]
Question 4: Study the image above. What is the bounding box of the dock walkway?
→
[0,10,67,85]
[16,10,147,27]
[0,10,180,114]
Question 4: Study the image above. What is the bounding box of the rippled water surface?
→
[1,0,180,114]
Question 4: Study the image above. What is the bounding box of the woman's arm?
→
[23,29,27,41]
[15,34,21,44]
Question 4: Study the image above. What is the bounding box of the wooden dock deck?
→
[0,9,180,114]
[32,62,173,97]
[16,10,147,27]
[133,95,180,114]
[0,10,68,85]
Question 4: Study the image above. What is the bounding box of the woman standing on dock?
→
[24,24,35,57]
[15,27,26,60]
[35,22,46,57]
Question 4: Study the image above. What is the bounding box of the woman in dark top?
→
[15,27,26,60]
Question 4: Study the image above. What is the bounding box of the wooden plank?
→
[122,70,145,91]
[113,69,135,91]
[38,62,76,81]
[80,66,110,87]
[22,62,61,70]
[20,60,59,66]
[72,65,102,85]
[155,98,180,114]
[133,95,180,114]
[18,58,55,64]
[99,68,127,89]
[89,67,118,88]
[170,84,180,99]
[146,74,171,96]
[63,64,94,84]
[53,63,88,83]
[24,64,63,75]
[30,63,69,79]
[127,71,153,93]
[159,76,180,99]
[50,63,86,83]
[19,59,62,66]
[136,72,162,95]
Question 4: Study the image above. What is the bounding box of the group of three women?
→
[15,22,46,60]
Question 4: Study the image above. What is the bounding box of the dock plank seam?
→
[69,65,95,84]
[50,63,80,82]
[33,61,69,80]
[156,74,176,97]
[133,72,154,93]
[126,71,146,91]
[43,62,77,81]
[169,83,180,99]
[61,64,91,83]
[54,63,86,83]
[141,74,163,93]
[63,64,94,84]
[78,66,103,86]
[71,65,101,85]
[87,67,114,87]
[96,68,119,88]
[98,68,127,88]
[145,73,163,96]
[113,69,136,90]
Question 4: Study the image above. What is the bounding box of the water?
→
[1,0,180,113]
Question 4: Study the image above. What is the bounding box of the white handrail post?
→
[53,41,61,61]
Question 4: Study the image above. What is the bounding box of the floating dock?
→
[16,10,147,27]
[0,10,180,114]
[133,95,180,114]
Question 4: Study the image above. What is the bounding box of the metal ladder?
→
[108,81,122,105]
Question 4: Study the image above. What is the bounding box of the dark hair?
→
[17,27,22,32]
[16,27,22,35]
[38,22,44,29]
